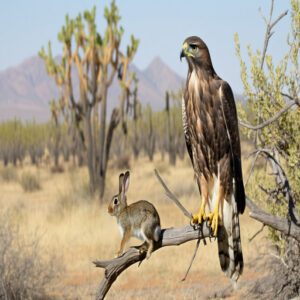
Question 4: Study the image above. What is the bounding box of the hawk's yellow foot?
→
[191,203,207,225]
[207,209,220,236]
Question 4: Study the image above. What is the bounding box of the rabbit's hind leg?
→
[141,226,154,259]
[146,239,154,259]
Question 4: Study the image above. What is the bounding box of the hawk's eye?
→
[114,198,118,205]
[190,44,197,50]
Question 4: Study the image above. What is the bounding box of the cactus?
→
[131,76,142,160]
[143,105,156,161]
[165,91,176,165]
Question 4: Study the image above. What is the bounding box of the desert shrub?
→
[235,0,300,297]
[52,173,93,219]
[0,209,61,299]
[50,165,64,173]
[0,166,18,182]
[19,172,41,192]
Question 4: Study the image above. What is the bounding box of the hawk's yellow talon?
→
[208,209,220,236]
[191,205,207,225]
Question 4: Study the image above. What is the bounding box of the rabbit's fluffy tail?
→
[154,225,161,242]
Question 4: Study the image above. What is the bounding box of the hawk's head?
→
[180,36,212,70]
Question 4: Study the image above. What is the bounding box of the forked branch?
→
[93,170,212,299]
[93,169,300,299]
[246,197,300,242]
[239,101,296,130]
[93,223,211,300]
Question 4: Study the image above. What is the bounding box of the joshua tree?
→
[40,1,139,198]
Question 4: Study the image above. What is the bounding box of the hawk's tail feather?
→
[217,193,243,281]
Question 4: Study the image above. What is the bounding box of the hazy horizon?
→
[0,0,291,94]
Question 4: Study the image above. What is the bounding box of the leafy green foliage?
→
[235,0,300,242]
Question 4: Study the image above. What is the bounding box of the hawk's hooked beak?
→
[180,49,185,61]
[180,42,188,61]
[180,42,194,61]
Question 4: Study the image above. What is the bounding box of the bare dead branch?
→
[244,150,261,187]
[239,101,296,130]
[249,224,265,242]
[270,10,289,30]
[93,223,211,300]
[281,92,299,106]
[246,197,300,242]
[260,0,288,69]
[93,165,300,299]
[181,238,201,281]
[154,169,192,219]
[259,149,300,225]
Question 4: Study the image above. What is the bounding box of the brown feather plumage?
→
[181,36,245,281]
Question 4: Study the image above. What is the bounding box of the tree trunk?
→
[85,106,96,194]
[99,86,108,200]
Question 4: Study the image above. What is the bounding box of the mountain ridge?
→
[0,56,184,122]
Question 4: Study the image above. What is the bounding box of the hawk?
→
[180,36,245,280]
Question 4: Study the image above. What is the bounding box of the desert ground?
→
[0,147,272,300]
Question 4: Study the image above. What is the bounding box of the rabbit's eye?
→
[114,198,118,205]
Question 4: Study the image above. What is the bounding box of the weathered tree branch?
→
[246,197,300,242]
[93,223,211,300]
[281,92,299,106]
[239,100,296,130]
[254,148,300,225]
[93,168,300,299]
[154,169,192,219]
[260,0,288,69]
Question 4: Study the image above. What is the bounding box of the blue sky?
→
[0,0,291,93]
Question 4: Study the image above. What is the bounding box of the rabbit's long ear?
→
[122,171,130,194]
[119,173,124,193]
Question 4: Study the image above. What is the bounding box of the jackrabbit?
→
[108,171,161,259]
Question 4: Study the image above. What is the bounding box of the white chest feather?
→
[189,70,199,99]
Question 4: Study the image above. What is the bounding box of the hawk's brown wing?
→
[182,93,194,167]
[220,81,245,214]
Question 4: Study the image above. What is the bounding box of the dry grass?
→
[0,165,18,182]
[0,148,270,299]
[19,170,41,192]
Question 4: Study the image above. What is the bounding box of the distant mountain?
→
[0,56,184,122]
